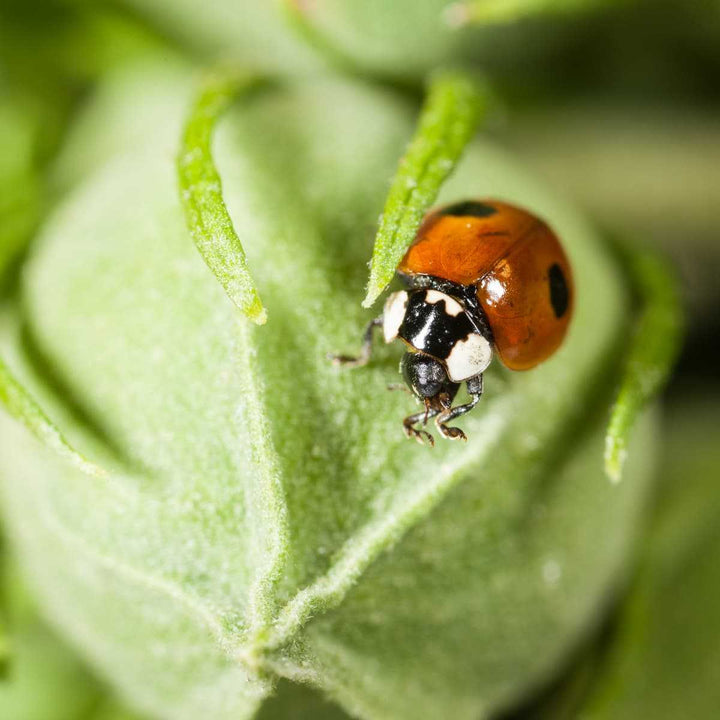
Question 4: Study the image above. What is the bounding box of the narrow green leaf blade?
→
[0,358,106,479]
[584,402,720,720]
[177,69,267,324]
[605,244,683,482]
[362,70,490,308]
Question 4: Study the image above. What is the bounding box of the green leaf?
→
[444,0,621,27]
[0,562,103,720]
[363,70,489,307]
[0,556,149,719]
[604,242,683,482]
[0,358,106,479]
[582,400,720,719]
[0,97,40,290]
[178,69,268,324]
[118,0,319,73]
[0,70,658,720]
[0,95,107,481]
[279,0,358,75]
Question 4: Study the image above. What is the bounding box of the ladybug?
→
[332,199,574,445]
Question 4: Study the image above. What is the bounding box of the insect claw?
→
[444,425,467,441]
[403,421,435,447]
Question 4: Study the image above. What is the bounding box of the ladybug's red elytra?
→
[332,199,574,446]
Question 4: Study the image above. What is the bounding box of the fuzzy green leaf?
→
[604,243,683,482]
[0,96,107,481]
[363,70,489,307]
[0,70,658,720]
[178,69,267,324]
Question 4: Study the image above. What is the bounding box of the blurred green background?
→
[0,0,718,718]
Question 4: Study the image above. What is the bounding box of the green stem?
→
[604,243,684,482]
[177,69,268,325]
[363,70,490,308]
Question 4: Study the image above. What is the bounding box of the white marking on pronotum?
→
[411,313,434,349]
[383,291,409,343]
[445,333,492,382]
[425,289,464,316]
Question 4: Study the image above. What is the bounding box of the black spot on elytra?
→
[548,263,569,318]
[439,201,498,218]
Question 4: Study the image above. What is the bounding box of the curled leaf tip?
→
[248,300,268,326]
[253,311,268,326]
[604,435,626,485]
[178,68,268,324]
[604,243,684,482]
[363,71,490,308]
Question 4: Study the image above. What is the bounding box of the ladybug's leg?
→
[387,383,413,394]
[403,398,442,447]
[329,316,382,368]
[435,374,484,442]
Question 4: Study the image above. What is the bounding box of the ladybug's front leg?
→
[402,398,442,447]
[329,316,382,368]
[435,374,484,442]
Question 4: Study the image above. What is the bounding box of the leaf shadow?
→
[17,317,151,479]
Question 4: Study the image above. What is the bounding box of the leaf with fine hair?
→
[0,359,106,479]
[0,69,658,720]
[0,97,107,481]
[363,70,489,308]
[178,69,268,324]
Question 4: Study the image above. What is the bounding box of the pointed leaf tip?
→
[604,242,683,482]
[0,358,108,479]
[363,71,491,308]
[178,69,268,323]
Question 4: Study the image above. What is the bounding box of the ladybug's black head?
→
[401,352,459,400]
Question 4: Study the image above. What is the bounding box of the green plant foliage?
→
[582,401,720,719]
[178,69,268,325]
[0,562,103,720]
[444,0,620,27]
[0,97,40,289]
[0,560,148,720]
[279,0,480,79]
[0,94,107,481]
[118,0,319,72]
[363,70,489,308]
[0,71,658,720]
[52,60,192,192]
[0,358,106,479]
[604,244,683,481]
[121,0,598,82]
